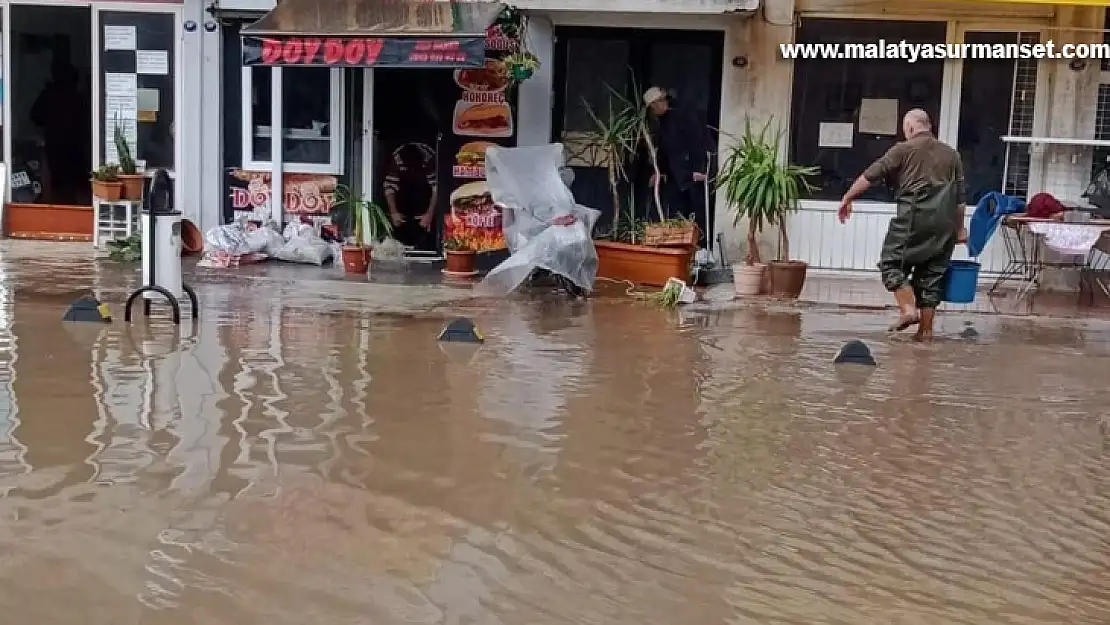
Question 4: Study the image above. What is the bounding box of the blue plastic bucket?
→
[942,259,980,303]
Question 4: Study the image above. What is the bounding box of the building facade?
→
[0,0,206,239]
[77,0,1105,278]
[763,0,1109,276]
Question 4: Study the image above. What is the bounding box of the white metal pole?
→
[270,66,283,224]
[1,2,11,219]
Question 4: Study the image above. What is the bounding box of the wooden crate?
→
[643,222,698,248]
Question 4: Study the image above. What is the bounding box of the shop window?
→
[788,18,946,202]
[241,66,344,174]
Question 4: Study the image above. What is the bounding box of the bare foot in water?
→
[888,311,920,332]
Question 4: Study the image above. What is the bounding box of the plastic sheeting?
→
[474,144,599,297]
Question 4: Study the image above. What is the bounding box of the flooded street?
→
[2,242,1110,623]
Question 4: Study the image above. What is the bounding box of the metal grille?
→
[1093,80,1110,177]
[1103,8,1110,72]
[1004,32,1038,196]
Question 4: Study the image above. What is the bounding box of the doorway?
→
[9,4,93,207]
[372,68,458,252]
[551,27,724,235]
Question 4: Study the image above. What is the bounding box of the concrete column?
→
[517,14,554,146]
[716,0,796,263]
[181,0,205,226]
[199,7,223,233]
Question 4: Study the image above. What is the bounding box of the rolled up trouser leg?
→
[879,257,910,292]
[912,252,953,308]
[878,217,911,291]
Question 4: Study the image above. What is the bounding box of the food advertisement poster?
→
[225,168,339,220]
[444,8,519,252]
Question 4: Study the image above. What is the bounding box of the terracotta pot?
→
[91,179,124,201]
[445,250,477,274]
[767,260,808,298]
[733,263,765,297]
[119,174,145,200]
[341,245,371,274]
[595,240,693,287]
[181,219,204,255]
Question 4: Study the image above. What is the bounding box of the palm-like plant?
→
[582,80,669,242]
[717,118,817,264]
[333,184,392,246]
[582,92,639,227]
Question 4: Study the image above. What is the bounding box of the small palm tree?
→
[717,118,817,264]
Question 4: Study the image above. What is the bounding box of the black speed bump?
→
[833,339,875,366]
[437,317,484,343]
[64,295,112,323]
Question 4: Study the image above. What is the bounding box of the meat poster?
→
[452,60,513,139]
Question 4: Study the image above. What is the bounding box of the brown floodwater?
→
[2,244,1110,623]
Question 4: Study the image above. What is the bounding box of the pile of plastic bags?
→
[198,217,339,268]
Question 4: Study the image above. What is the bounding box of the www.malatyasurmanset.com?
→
[780,40,1110,62]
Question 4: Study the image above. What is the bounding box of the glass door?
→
[952,28,1041,202]
[93,4,181,203]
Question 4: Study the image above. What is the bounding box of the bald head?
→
[903,109,931,139]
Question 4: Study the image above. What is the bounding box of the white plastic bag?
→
[274,222,335,265]
[474,144,599,297]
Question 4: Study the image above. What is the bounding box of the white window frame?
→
[240,66,344,175]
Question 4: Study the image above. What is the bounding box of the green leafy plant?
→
[504,50,538,71]
[92,164,120,181]
[651,280,683,308]
[333,184,392,246]
[114,114,137,175]
[443,234,476,252]
[106,233,141,262]
[717,118,818,264]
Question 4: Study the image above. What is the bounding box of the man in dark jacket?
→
[644,87,711,242]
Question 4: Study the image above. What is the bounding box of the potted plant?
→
[584,87,694,287]
[717,118,817,298]
[90,164,123,201]
[114,115,144,200]
[333,185,392,274]
[443,234,478,274]
[503,50,539,82]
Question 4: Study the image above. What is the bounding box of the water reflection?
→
[0,257,1109,623]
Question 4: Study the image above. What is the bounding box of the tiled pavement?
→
[798,271,1110,319]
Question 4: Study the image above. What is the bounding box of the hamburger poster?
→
[444,180,504,252]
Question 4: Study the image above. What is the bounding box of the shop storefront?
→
[0,0,183,240]
[774,0,1110,276]
[219,0,525,255]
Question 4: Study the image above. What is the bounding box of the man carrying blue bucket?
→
[837,109,968,342]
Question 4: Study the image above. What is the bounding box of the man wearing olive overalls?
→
[837,109,968,342]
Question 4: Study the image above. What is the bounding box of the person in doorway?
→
[383,142,438,250]
[644,86,711,240]
[31,60,89,204]
[837,109,968,342]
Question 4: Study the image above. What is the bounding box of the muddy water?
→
[2,263,1110,622]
